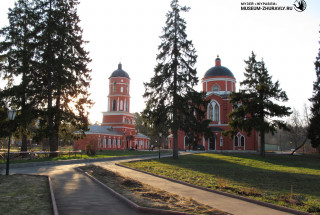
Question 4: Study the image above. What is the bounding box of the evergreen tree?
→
[0,0,41,152]
[0,105,10,138]
[143,0,211,159]
[38,0,92,155]
[134,112,152,138]
[225,52,291,156]
[0,0,92,156]
[307,31,320,149]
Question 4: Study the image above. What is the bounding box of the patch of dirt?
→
[80,165,230,215]
[121,179,143,188]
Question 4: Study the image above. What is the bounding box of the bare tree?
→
[290,104,309,155]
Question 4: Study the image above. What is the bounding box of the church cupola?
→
[109,62,130,79]
[215,55,221,66]
[202,55,236,94]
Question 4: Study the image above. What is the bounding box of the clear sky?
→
[1,0,320,124]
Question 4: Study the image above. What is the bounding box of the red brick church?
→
[168,56,258,151]
[74,63,150,151]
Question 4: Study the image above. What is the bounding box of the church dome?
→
[109,63,130,79]
[204,56,234,78]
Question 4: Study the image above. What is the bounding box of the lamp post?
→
[158,132,162,159]
[6,109,17,176]
[123,130,126,152]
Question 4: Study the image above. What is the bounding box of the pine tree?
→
[226,52,291,156]
[0,0,92,156]
[143,0,211,159]
[307,31,320,149]
[38,0,92,156]
[0,0,41,153]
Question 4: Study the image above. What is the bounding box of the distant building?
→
[168,56,258,151]
[74,63,150,151]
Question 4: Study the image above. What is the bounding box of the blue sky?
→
[1,0,320,123]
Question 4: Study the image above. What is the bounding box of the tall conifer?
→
[38,0,92,155]
[0,0,92,156]
[143,0,211,159]
[307,31,320,149]
[0,0,41,152]
[226,52,291,156]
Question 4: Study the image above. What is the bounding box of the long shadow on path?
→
[8,164,155,215]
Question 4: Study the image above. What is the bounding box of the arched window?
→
[213,103,219,121]
[113,82,117,92]
[208,102,219,122]
[234,136,239,146]
[120,100,123,110]
[212,85,220,92]
[208,104,213,120]
[125,100,129,111]
[112,99,116,111]
[241,136,245,146]
[184,136,189,148]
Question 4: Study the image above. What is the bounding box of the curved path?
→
[5,153,294,215]
[7,163,154,215]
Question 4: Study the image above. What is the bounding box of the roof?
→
[204,66,234,78]
[135,133,150,139]
[204,56,234,78]
[86,125,122,135]
[210,127,224,132]
[109,63,130,79]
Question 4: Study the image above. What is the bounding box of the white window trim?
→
[207,99,221,124]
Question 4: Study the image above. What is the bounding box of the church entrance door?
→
[209,137,215,150]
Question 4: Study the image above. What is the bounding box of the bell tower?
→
[102,63,135,135]
[107,63,131,113]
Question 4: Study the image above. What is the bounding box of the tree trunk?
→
[47,0,57,158]
[260,130,265,157]
[172,96,179,159]
[290,137,308,155]
[20,134,28,158]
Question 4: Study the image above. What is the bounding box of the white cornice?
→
[109,83,130,86]
[85,132,122,137]
[202,78,236,83]
[102,122,134,125]
[102,112,134,117]
[108,95,131,98]
[209,123,229,126]
[100,125,135,130]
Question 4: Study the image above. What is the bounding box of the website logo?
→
[293,0,307,12]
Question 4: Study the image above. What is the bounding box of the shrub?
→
[85,144,96,156]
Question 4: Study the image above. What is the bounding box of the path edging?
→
[47,175,59,215]
[116,163,312,215]
[2,153,170,169]
[13,174,59,215]
[75,167,194,215]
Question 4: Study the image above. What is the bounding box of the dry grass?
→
[80,165,230,215]
[0,175,53,215]
[122,153,320,214]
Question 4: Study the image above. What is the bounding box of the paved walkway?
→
[7,163,154,215]
[5,154,294,215]
[95,159,292,215]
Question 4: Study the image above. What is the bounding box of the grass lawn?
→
[122,153,320,214]
[0,150,165,164]
[0,175,53,215]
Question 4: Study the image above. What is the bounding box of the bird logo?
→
[293,0,307,12]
